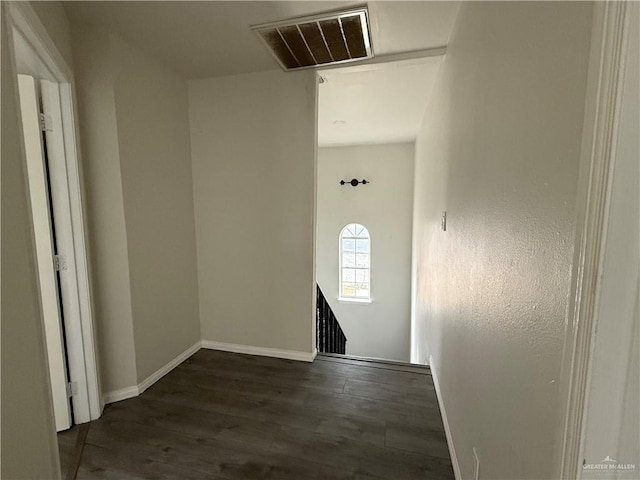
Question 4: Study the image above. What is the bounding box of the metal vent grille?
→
[252,8,373,71]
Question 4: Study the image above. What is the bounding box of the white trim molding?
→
[557,2,631,478]
[201,340,318,363]
[5,1,72,81]
[429,355,461,480]
[102,340,319,404]
[138,342,202,394]
[103,341,201,405]
[102,386,139,405]
[60,81,103,420]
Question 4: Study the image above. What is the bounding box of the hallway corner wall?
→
[71,25,200,393]
[109,34,201,384]
[71,25,138,394]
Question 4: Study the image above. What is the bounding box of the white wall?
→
[71,26,200,392]
[1,3,63,478]
[580,2,639,473]
[109,35,201,383]
[188,69,317,355]
[411,2,593,479]
[72,26,138,393]
[317,144,414,361]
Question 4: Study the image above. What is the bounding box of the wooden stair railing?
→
[316,285,347,354]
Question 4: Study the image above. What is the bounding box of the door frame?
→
[6,2,102,423]
[17,74,74,431]
[557,2,632,478]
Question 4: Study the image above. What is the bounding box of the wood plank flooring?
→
[58,350,454,480]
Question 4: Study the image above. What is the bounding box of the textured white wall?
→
[317,144,414,361]
[189,69,317,355]
[411,2,593,478]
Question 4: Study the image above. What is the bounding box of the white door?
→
[17,74,72,432]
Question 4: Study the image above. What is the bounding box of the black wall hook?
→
[340,178,369,187]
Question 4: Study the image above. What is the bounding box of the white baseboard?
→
[201,340,317,363]
[430,355,461,480]
[103,340,315,404]
[138,341,201,394]
[102,385,138,404]
[102,340,201,405]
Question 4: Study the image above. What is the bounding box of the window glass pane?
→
[342,283,356,297]
[356,285,370,298]
[340,223,371,299]
[342,251,355,268]
[342,238,355,252]
[355,238,370,252]
[355,269,368,283]
[356,253,369,268]
[342,268,356,283]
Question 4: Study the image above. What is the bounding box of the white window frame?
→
[338,223,372,303]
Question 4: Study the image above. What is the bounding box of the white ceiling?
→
[63,1,460,79]
[318,57,442,147]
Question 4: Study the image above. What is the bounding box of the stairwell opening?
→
[314,58,438,363]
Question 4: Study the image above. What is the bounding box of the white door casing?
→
[17,74,72,432]
[558,2,636,478]
[40,78,98,427]
[7,0,102,425]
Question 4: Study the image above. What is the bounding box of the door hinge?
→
[39,113,53,132]
[53,254,68,272]
[66,382,77,398]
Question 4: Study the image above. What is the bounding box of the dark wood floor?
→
[59,350,454,480]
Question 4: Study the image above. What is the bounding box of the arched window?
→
[339,223,371,301]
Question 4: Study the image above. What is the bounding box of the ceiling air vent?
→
[252,7,373,71]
